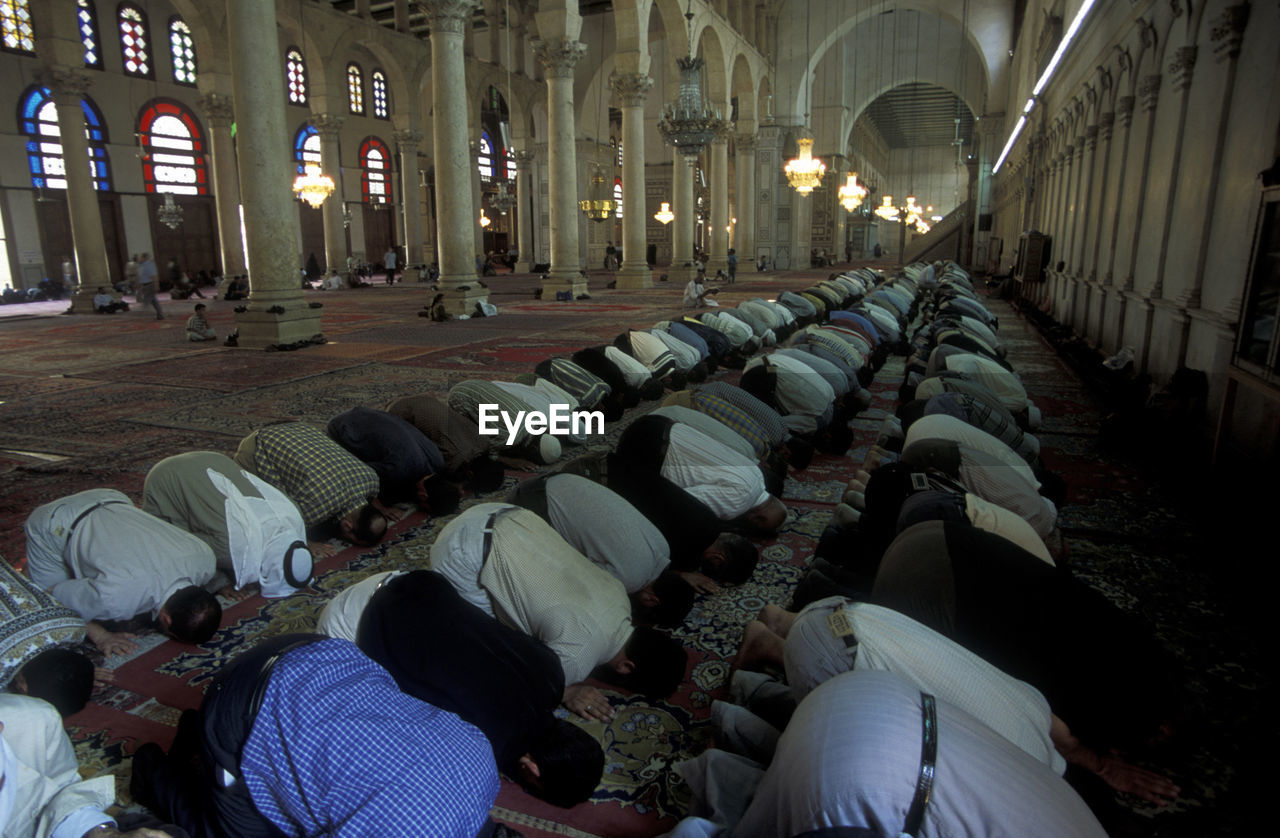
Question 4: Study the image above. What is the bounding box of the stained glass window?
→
[614,179,623,218]
[169,17,195,85]
[347,63,364,115]
[361,136,391,204]
[20,86,111,191]
[294,123,320,174]
[1,0,34,54]
[477,132,493,180]
[286,48,307,105]
[118,3,151,77]
[371,69,389,119]
[78,0,101,68]
[139,99,206,195]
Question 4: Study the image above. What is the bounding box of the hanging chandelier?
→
[838,172,868,212]
[903,195,923,227]
[653,201,675,225]
[657,56,725,157]
[874,195,900,222]
[156,192,184,230]
[293,163,335,208]
[784,136,826,195]
[578,166,617,222]
[479,208,491,228]
[489,179,516,214]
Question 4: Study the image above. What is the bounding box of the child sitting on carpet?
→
[186,303,216,342]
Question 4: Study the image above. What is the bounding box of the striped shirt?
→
[625,330,678,377]
[235,423,379,526]
[906,413,1039,487]
[927,392,1039,461]
[662,423,770,521]
[241,639,498,837]
[449,380,534,447]
[535,358,611,410]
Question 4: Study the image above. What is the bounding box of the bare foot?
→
[733,620,784,673]
[756,604,790,636]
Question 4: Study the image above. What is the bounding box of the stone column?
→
[313,113,348,276]
[512,148,536,272]
[198,92,246,277]
[395,128,424,279]
[425,0,485,314]
[226,0,321,346]
[45,67,110,312]
[533,37,588,297]
[735,134,756,265]
[1073,124,1099,274]
[612,72,653,288]
[706,127,731,274]
[672,150,696,281]
[470,140,484,262]
[393,0,410,32]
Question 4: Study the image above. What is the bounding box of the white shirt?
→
[24,489,215,622]
[316,571,404,641]
[906,413,1039,488]
[647,328,701,371]
[0,694,115,838]
[604,346,653,388]
[661,423,770,521]
[941,352,1030,413]
[783,598,1065,773]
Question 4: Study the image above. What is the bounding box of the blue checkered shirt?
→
[241,639,499,837]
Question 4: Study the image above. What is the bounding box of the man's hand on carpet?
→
[93,667,115,688]
[563,684,614,723]
[1095,752,1181,805]
[218,582,259,602]
[372,499,406,522]
[86,622,139,656]
[676,571,720,594]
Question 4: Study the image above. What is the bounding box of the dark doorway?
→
[363,204,393,266]
[36,194,127,289]
[150,195,218,281]
[299,203,324,272]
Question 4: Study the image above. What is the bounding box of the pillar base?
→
[234,304,324,349]
[514,261,534,274]
[615,264,653,289]
[663,264,696,285]
[542,271,588,299]
[441,282,489,317]
[66,287,107,314]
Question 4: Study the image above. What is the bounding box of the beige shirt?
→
[316,571,404,641]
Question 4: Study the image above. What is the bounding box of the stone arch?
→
[694,18,730,111]
[730,51,756,126]
[327,31,415,125]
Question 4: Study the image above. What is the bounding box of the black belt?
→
[69,499,129,533]
[479,509,505,567]
[246,637,325,720]
[901,692,939,837]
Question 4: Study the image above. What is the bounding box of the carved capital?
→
[417,0,479,35]
[42,66,93,100]
[1211,3,1250,64]
[312,113,345,137]
[1116,96,1135,124]
[394,128,424,152]
[532,38,586,79]
[511,148,535,166]
[1098,111,1115,140]
[735,134,757,153]
[1139,75,1161,112]
[1168,45,1197,92]
[198,92,235,126]
[610,72,653,107]
[1084,124,1099,149]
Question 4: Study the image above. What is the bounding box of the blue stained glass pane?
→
[33,177,45,188]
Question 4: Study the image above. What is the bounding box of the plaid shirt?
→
[690,391,772,458]
[245,423,378,526]
[946,393,1037,462]
[699,381,789,445]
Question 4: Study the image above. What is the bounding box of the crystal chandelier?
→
[653,201,675,225]
[874,195,900,222]
[903,195,923,227]
[784,136,826,195]
[293,163,335,208]
[578,166,617,222]
[657,56,725,157]
[838,172,868,212]
[156,193,184,230]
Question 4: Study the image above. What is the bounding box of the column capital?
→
[1098,111,1114,140]
[1139,74,1161,112]
[41,66,93,100]
[511,148,536,164]
[1168,45,1197,92]
[711,122,735,144]
[610,72,653,107]
[1116,95,1135,125]
[532,38,586,79]
[1084,124,1099,150]
[418,0,479,34]
[1211,3,1250,64]
[394,128,424,151]
[313,113,345,137]
[198,92,235,126]
[735,134,757,152]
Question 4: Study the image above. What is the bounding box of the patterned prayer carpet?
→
[0,267,1265,836]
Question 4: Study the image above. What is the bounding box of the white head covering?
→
[207,468,313,598]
